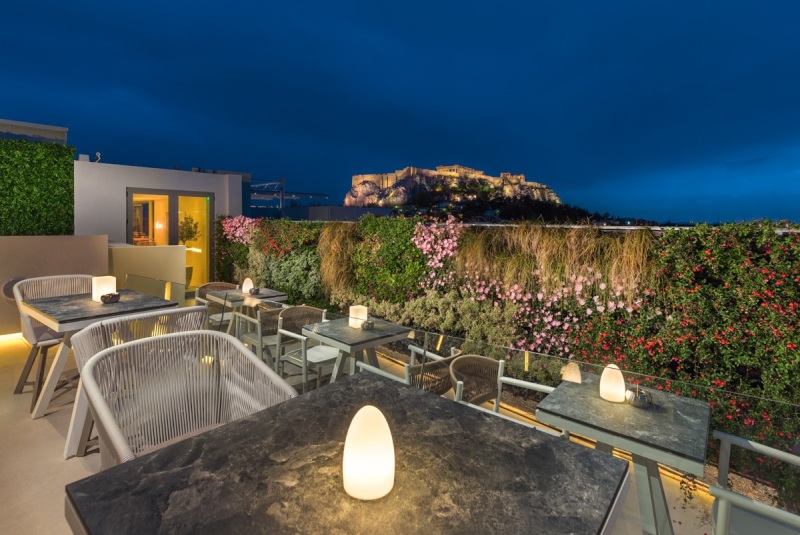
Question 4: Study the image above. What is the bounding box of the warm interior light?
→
[343,405,394,500]
[91,276,117,302]
[241,278,254,293]
[599,364,626,402]
[349,305,368,328]
[561,361,582,383]
[155,221,164,230]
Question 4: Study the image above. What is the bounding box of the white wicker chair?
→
[68,306,208,457]
[81,330,297,468]
[12,275,93,410]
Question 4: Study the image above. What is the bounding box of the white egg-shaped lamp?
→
[599,364,627,402]
[343,405,394,500]
[349,305,368,329]
[241,277,254,293]
[561,362,582,383]
[91,276,117,302]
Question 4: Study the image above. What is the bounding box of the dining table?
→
[535,373,711,535]
[302,317,412,382]
[65,372,630,534]
[205,288,288,334]
[21,289,177,457]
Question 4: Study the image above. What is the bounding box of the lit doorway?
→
[127,189,215,287]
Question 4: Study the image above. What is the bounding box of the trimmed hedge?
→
[0,139,75,236]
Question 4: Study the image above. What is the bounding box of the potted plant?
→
[179,215,201,285]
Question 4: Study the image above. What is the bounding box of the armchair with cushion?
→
[276,306,339,393]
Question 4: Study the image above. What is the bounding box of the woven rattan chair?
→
[276,306,339,393]
[81,330,297,469]
[12,275,93,410]
[68,306,208,458]
[356,346,463,395]
[406,346,463,395]
[234,301,287,367]
[195,282,237,329]
[450,355,502,409]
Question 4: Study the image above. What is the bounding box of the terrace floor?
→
[0,335,713,534]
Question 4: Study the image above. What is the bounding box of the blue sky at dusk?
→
[2,1,799,223]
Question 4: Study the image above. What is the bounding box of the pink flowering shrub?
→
[412,215,464,290]
[220,215,258,245]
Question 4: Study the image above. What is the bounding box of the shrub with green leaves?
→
[0,139,75,236]
[352,215,426,303]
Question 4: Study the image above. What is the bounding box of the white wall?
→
[74,161,243,242]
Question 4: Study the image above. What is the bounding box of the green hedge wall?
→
[0,139,75,236]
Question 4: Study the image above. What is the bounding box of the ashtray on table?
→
[100,293,121,304]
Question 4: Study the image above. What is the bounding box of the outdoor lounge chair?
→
[710,430,800,534]
[12,275,93,409]
[69,306,208,457]
[81,330,297,469]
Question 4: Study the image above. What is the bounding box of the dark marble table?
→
[536,374,711,535]
[206,288,288,309]
[206,288,288,335]
[66,373,630,535]
[303,317,412,381]
[22,289,178,421]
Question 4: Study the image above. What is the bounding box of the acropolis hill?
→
[344,164,561,207]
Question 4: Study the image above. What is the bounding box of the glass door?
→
[178,195,211,288]
[127,189,215,288]
[132,193,169,246]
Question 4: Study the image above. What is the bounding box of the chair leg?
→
[31,346,50,412]
[14,346,39,394]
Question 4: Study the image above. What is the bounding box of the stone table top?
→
[303,317,411,348]
[66,373,629,535]
[23,289,177,327]
[536,374,711,471]
[207,288,288,308]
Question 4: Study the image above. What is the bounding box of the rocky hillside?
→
[345,170,561,208]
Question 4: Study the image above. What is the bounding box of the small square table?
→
[21,290,177,455]
[535,373,711,535]
[65,373,630,534]
[206,288,288,334]
[302,317,412,382]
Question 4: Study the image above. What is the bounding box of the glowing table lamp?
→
[343,405,394,500]
[599,364,626,403]
[561,362,582,383]
[241,278,254,293]
[349,305,368,329]
[91,276,117,303]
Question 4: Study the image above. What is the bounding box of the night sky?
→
[3,1,800,223]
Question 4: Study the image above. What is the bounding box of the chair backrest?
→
[13,275,94,345]
[711,430,800,534]
[195,281,237,301]
[70,306,208,371]
[81,330,297,468]
[449,355,502,406]
[278,306,326,335]
[406,349,464,395]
